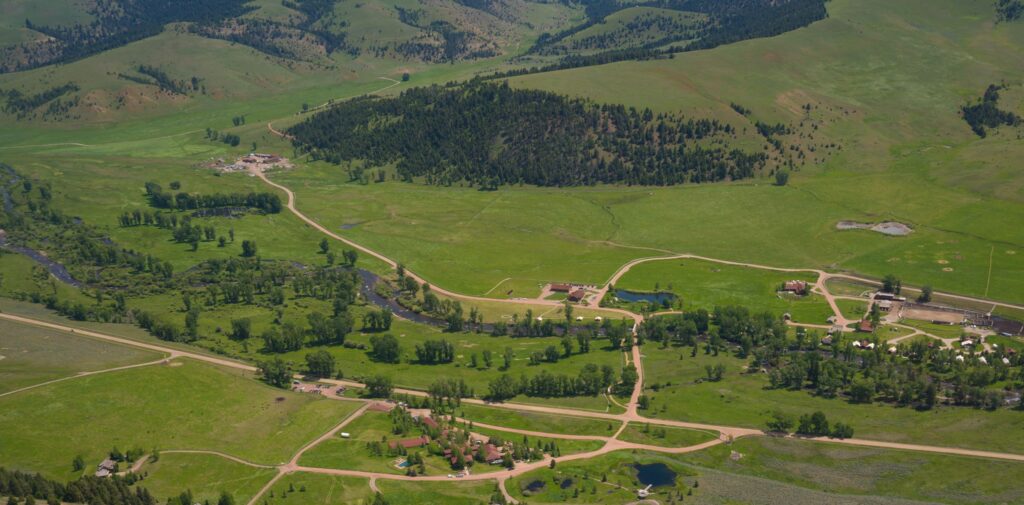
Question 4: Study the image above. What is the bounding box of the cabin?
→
[550,283,571,293]
[856,320,875,333]
[568,288,586,302]
[876,300,893,312]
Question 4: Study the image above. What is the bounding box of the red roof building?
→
[783,280,808,294]
[421,416,439,430]
[389,435,430,450]
[568,289,586,302]
[857,319,875,333]
[550,283,571,292]
[483,444,502,463]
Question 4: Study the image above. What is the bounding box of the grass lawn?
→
[614,258,832,324]
[678,436,1024,505]
[898,320,967,340]
[136,452,277,505]
[506,394,624,414]
[0,358,361,478]
[260,472,373,505]
[0,317,164,394]
[639,345,1024,454]
[825,279,876,298]
[617,422,717,448]
[377,480,501,505]
[469,425,605,456]
[458,404,619,437]
[835,298,869,321]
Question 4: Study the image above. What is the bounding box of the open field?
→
[136,452,277,505]
[377,480,502,505]
[469,425,606,456]
[616,422,718,448]
[614,258,832,323]
[640,347,1024,454]
[259,473,373,505]
[458,404,619,436]
[0,358,361,478]
[679,436,1024,504]
[0,317,163,394]
[835,298,869,321]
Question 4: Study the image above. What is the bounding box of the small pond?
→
[615,289,676,305]
[634,463,677,487]
[560,478,574,489]
[524,480,546,493]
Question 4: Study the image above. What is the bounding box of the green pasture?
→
[826,278,876,298]
[260,473,373,505]
[835,298,868,321]
[137,451,277,505]
[639,345,1024,454]
[614,258,832,323]
[377,480,502,505]
[0,358,361,478]
[458,404,619,437]
[679,436,1024,504]
[898,320,967,340]
[0,252,92,304]
[0,317,163,394]
[617,422,717,448]
[469,424,605,456]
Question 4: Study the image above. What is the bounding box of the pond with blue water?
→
[615,289,677,305]
[634,462,677,487]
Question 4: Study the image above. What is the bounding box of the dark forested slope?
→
[287,82,765,187]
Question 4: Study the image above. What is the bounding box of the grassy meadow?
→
[458,404,620,436]
[0,317,164,394]
[260,473,373,505]
[617,422,717,448]
[0,358,361,478]
[679,436,1024,504]
[136,452,277,505]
